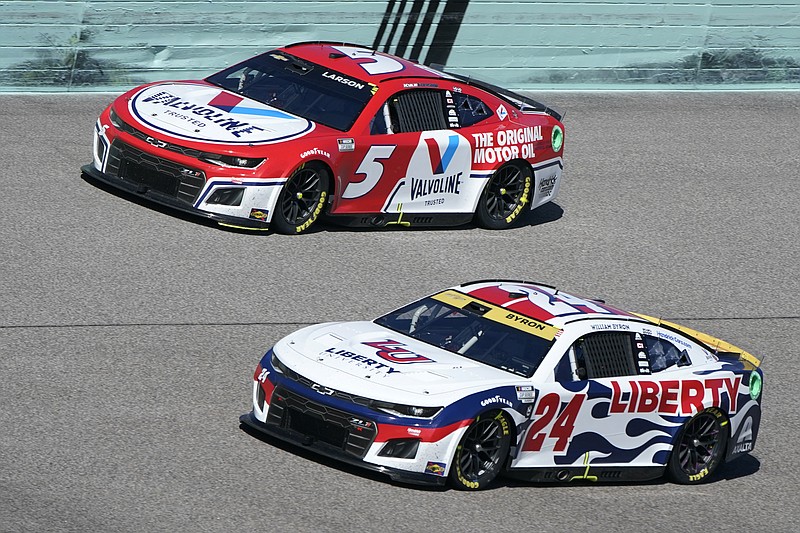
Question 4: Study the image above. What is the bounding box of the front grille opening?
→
[378,438,420,459]
[206,187,245,206]
[94,134,108,164]
[267,386,377,457]
[106,140,205,204]
[256,383,266,411]
[120,159,179,196]
[287,409,348,448]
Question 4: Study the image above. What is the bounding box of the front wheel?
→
[449,411,511,490]
[474,162,532,229]
[667,408,728,484]
[271,164,329,234]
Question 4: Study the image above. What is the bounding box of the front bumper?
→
[82,163,271,230]
[239,411,447,487]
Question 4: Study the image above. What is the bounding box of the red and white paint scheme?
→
[84,42,565,233]
[241,280,763,489]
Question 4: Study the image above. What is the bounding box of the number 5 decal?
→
[343,145,396,199]
[331,46,404,75]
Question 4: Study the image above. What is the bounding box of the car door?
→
[334,88,474,214]
[514,325,671,470]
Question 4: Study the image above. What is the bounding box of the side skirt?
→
[504,465,666,483]
[325,212,474,228]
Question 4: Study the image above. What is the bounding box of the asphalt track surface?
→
[1,92,799,532]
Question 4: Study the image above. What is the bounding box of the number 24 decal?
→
[342,145,396,199]
[522,393,584,452]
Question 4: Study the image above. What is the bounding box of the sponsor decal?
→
[324,347,401,374]
[656,330,692,349]
[689,467,709,482]
[425,461,447,476]
[270,53,289,62]
[539,175,557,197]
[249,209,269,221]
[515,385,536,403]
[609,377,742,415]
[497,104,508,121]
[362,340,434,364]
[405,134,465,201]
[424,197,445,207]
[130,83,312,144]
[411,173,462,201]
[337,138,355,152]
[403,82,439,88]
[300,147,331,159]
[732,415,754,454]
[481,395,514,407]
[407,427,422,436]
[145,136,167,148]
[311,383,335,395]
[349,417,374,429]
[471,126,543,164]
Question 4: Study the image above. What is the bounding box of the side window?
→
[453,92,493,127]
[369,89,448,134]
[643,334,690,372]
[568,331,653,380]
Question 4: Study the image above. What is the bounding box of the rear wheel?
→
[474,162,532,229]
[271,164,329,234]
[449,411,511,490]
[668,408,728,484]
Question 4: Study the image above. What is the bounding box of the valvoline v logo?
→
[363,340,435,364]
[425,135,459,175]
[207,91,294,119]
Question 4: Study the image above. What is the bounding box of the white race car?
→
[240,280,763,489]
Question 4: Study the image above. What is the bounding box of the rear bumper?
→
[82,163,271,230]
[239,411,447,487]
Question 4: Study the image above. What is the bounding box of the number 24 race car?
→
[82,42,565,233]
[240,280,763,489]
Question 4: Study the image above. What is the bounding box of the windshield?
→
[375,296,555,378]
[206,51,375,131]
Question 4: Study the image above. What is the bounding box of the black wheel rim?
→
[484,166,527,220]
[281,168,323,225]
[457,418,505,481]
[678,413,722,475]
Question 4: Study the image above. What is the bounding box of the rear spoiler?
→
[632,313,761,370]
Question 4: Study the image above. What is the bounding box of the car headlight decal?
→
[749,371,762,400]
[551,125,564,152]
[199,153,265,168]
[371,400,442,419]
[271,351,288,374]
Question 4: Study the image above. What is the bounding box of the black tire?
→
[667,408,729,484]
[449,411,511,490]
[474,162,532,229]
[271,164,329,234]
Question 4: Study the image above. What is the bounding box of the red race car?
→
[83,42,565,234]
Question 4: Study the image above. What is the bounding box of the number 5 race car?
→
[240,280,763,489]
[82,42,564,233]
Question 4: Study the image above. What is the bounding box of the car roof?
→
[453,280,637,329]
[281,41,452,84]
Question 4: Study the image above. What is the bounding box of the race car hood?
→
[272,321,520,404]
[123,81,315,146]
